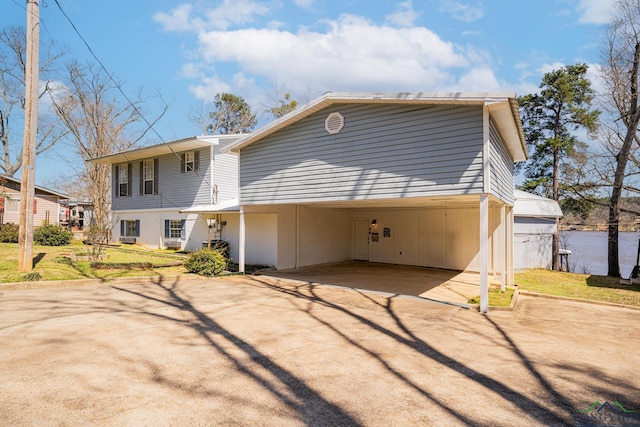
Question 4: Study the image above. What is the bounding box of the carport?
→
[239,194,512,308]
[228,92,527,313]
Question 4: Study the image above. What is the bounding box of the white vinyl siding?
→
[489,118,515,205]
[239,104,485,204]
[212,139,239,202]
[112,149,212,210]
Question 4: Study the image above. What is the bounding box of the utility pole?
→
[18,0,40,273]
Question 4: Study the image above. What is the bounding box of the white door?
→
[354,220,370,261]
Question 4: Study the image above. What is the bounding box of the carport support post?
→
[239,206,245,274]
[500,204,506,292]
[480,194,489,314]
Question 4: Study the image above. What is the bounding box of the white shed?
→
[513,190,563,270]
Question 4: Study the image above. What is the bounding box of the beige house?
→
[0,174,69,227]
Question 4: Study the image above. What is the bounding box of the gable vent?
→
[325,112,344,135]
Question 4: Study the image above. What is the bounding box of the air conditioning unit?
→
[119,237,136,244]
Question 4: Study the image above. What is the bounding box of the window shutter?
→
[139,161,144,195]
[0,197,4,213]
[127,163,133,197]
[180,153,186,173]
[33,198,37,214]
[115,165,120,198]
[164,220,170,238]
[135,219,140,237]
[194,151,200,171]
[120,220,125,236]
[154,158,159,195]
[181,219,186,239]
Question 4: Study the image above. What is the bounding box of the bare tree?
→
[600,0,640,277]
[0,26,68,176]
[50,61,166,255]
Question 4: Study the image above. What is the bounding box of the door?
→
[354,220,370,261]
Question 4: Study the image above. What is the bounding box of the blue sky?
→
[3,0,614,184]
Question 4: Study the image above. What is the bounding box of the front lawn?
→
[0,242,189,283]
[515,269,640,307]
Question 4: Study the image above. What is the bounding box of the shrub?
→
[33,224,73,246]
[23,272,42,281]
[0,223,19,243]
[184,248,227,277]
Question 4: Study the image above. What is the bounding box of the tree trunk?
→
[552,147,560,270]
[608,41,640,278]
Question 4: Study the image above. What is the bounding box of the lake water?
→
[560,231,640,277]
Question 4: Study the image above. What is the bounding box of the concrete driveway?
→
[260,261,485,304]
[1,275,639,426]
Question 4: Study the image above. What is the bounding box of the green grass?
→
[468,287,515,307]
[515,269,640,307]
[0,242,189,283]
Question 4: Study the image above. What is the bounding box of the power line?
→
[50,0,221,207]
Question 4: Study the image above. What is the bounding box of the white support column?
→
[239,206,246,274]
[500,204,506,292]
[479,194,489,314]
[507,206,515,286]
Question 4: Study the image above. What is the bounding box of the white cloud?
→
[385,1,420,28]
[153,4,200,32]
[154,1,270,32]
[193,14,474,93]
[455,67,501,92]
[437,1,484,23]
[537,62,566,75]
[157,5,507,100]
[293,0,314,9]
[576,0,615,25]
[205,0,270,30]
[188,74,232,101]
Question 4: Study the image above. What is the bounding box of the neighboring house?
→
[228,92,528,311]
[0,174,69,227]
[60,200,95,231]
[513,189,563,270]
[88,135,276,267]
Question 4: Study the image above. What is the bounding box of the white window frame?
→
[143,159,154,195]
[169,220,182,239]
[123,220,138,237]
[185,151,195,172]
[4,196,19,213]
[119,165,128,197]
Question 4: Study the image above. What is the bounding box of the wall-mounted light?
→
[371,219,377,226]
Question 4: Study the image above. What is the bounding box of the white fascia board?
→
[88,134,247,165]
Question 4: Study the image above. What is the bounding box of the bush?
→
[23,272,41,281]
[0,223,19,243]
[184,248,227,277]
[33,224,73,246]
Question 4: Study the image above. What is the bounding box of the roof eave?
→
[88,134,248,165]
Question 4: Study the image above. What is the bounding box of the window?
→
[164,219,186,239]
[180,151,200,173]
[185,152,194,171]
[1,197,36,213]
[4,197,19,212]
[115,163,132,197]
[140,160,155,194]
[120,220,140,237]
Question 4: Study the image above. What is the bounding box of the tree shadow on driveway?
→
[111,277,361,427]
